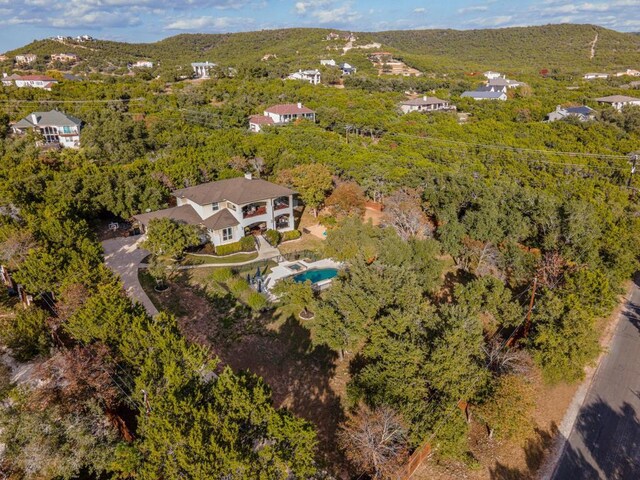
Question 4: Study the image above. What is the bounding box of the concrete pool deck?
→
[264,258,342,291]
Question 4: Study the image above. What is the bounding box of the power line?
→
[387,131,629,160]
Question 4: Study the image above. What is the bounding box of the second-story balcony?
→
[242,202,267,219]
[273,196,290,211]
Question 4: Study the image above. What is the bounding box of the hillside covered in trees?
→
[0,22,639,480]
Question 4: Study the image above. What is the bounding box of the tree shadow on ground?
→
[490,423,559,480]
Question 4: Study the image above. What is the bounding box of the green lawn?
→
[181,251,259,266]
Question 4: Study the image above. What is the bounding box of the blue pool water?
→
[293,268,338,284]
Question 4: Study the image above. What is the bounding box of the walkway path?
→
[102,236,158,317]
[177,235,281,270]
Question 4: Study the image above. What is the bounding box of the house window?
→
[211,202,219,211]
[62,126,72,134]
[222,227,233,241]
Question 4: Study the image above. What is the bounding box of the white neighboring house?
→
[249,103,316,132]
[583,72,609,80]
[339,62,357,75]
[3,74,59,90]
[320,59,336,66]
[545,105,597,122]
[595,95,640,110]
[15,54,37,64]
[286,69,321,85]
[131,60,154,68]
[50,53,78,63]
[483,71,502,80]
[461,90,508,101]
[191,61,217,79]
[616,69,640,77]
[487,77,524,89]
[12,110,82,148]
[400,96,454,114]
[134,173,297,248]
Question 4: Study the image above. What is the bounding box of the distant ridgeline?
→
[1,24,640,74]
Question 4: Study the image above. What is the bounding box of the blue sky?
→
[1,0,639,51]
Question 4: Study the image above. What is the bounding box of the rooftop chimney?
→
[244,172,253,180]
[30,114,38,124]
[297,102,302,109]
[423,95,427,101]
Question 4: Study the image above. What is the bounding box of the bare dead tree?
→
[537,251,568,290]
[383,189,431,241]
[0,229,35,270]
[338,404,409,479]
[483,336,533,376]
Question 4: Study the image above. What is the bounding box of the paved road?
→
[551,275,640,479]
[102,236,158,317]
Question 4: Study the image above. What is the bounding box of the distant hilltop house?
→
[130,60,154,68]
[191,61,217,79]
[325,32,340,41]
[595,95,640,110]
[2,73,58,90]
[249,103,316,132]
[483,71,502,80]
[583,72,609,80]
[615,69,640,77]
[339,62,356,75]
[50,53,78,63]
[545,105,596,122]
[12,110,82,148]
[487,76,525,89]
[134,173,297,248]
[400,96,455,114]
[287,69,321,85]
[320,59,356,75]
[14,54,37,65]
[461,90,507,101]
[75,35,94,42]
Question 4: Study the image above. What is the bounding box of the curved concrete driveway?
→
[102,236,158,317]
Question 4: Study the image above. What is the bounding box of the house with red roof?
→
[249,103,316,132]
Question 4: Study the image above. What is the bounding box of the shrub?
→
[247,292,268,312]
[216,237,255,256]
[240,235,256,251]
[264,229,281,246]
[210,267,233,283]
[0,306,50,361]
[228,277,250,297]
[281,230,302,242]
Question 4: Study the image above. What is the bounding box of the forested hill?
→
[4,24,640,74]
[373,24,640,71]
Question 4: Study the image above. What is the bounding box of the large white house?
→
[12,110,82,148]
[400,96,454,114]
[287,69,321,84]
[249,103,316,132]
[2,74,59,90]
[595,95,640,110]
[134,174,297,247]
[191,61,216,79]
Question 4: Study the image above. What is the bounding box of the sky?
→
[0,0,639,51]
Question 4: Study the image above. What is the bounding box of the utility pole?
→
[628,152,638,188]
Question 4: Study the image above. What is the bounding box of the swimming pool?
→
[293,268,338,284]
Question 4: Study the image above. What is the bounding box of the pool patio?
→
[264,258,342,292]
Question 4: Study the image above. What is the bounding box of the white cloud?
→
[294,0,331,14]
[414,7,425,13]
[466,15,514,27]
[311,4,360,24]
[458,5,489,14]
[165,15,252,30]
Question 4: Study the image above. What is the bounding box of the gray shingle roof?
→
[202,209,240,230]
[461,91,506,99]
[596,95,640,103]
[401,96,448,106]
[14,110,82,129]
[133,204,202,227]
[173,177,295,206]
